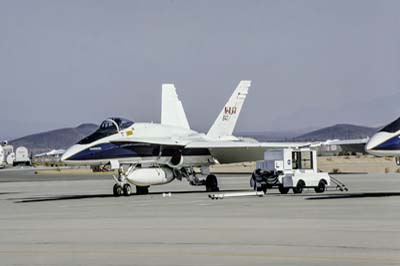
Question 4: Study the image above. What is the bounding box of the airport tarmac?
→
[0,169,400,266]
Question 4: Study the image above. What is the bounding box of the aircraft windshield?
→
[380,117,400,133]
[109,117,134,130]
[78,118,134,144]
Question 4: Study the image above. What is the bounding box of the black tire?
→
[113,184,122,197]
[293,180,305,194]
[136,186,149,195]
[261,184,267,194]
[314,180,326,193]
[278,185,290,194]
[206,175,219,192]
[170,150,182,166]
[250,177,256,190]
[123,184,132,196]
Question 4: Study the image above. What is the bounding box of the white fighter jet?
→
[365,116,400,165]
[62,81,309,196]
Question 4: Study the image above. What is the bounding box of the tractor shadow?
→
[306,192,400,200]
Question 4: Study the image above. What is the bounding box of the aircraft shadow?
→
[306,192,400,200]
[0,192,20,195]
[13,189,251,203]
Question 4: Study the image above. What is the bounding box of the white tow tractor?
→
[251,148,347,194]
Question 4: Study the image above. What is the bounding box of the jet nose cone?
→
[365,140,374,153]
[61,145,83,163]
[60,152,70,162]
[365,132,389,155]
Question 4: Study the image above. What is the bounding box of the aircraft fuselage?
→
[62,122,213,167]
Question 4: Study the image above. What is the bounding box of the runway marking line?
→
[0,250,399,263]
[34,170,116,175]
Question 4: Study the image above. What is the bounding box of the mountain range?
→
[293,124,379,141]
[9,124,98,154]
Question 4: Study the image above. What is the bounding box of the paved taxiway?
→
[0,169,400,266]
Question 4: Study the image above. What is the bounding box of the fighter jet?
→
[365,116,400,165]
[62,81,309,196]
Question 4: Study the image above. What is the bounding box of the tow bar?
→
[209,191,265,200]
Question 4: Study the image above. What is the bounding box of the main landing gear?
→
[187,172,220,192]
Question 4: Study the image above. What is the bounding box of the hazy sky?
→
[1,0,399,139]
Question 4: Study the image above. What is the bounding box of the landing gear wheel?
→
[250,177,256,190]
[314,180,326,193]
[113,184,123,197]
[278,185,290,194]
[206,175,219,192]
[136,186,149,195]
[293,180,305,194]
[123,184,132,196]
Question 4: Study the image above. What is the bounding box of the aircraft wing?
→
[320,138,369,153]
[185,141,311,149]
[185,141,311,164]
[321,138,369,146]
[109,137,312,164]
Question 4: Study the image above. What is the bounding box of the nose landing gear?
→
[123,184,132,196]
[112,166,134,197]
[113,184,123,197]
[112,165,152,197]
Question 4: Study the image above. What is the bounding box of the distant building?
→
[34,149,66,164]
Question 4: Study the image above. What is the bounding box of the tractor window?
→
[292,152,300,170]
[300,151,313,169]
[292,151,313,170]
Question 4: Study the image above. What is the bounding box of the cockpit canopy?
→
[78,117,134,145]
[99,117,134,131]
[380,117,400,133]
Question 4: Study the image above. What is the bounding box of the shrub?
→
[332,168,340,174]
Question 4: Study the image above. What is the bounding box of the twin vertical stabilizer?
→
[161,80,251,137]
[207,80,251,139]
[161,84,190,130]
